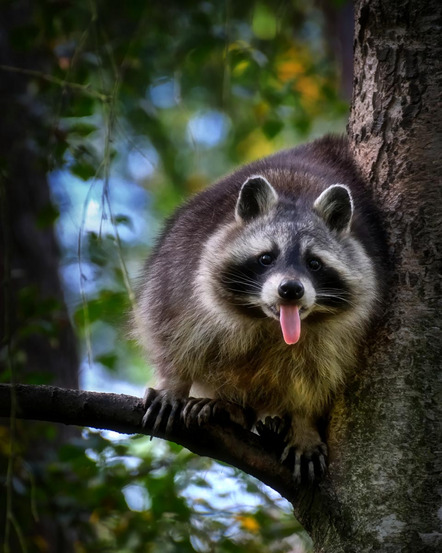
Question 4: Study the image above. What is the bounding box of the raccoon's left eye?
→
[308,258,322,271]
[258,253,275,266]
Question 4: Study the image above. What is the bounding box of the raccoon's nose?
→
[278,279,304,300]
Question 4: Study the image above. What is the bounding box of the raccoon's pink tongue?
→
[279,305,301,345]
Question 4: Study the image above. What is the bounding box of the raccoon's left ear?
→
[235,175,278,223]
[313,184,354,234]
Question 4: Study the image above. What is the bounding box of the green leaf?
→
[36,202,60,229]
[252,3,277,40]
[70,122,98,137]
[262,119,284,139]
[70,161,97,181]
[95,352,118,369]
[113,214,134,229]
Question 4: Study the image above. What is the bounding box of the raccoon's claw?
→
[182,397,214,427]
[281,442,328,484]
[255,417,327,482]
[256,415,291,439]
[256,416,291,455]
[142,390,253,437]
[182,397,254,429]
[142,388,185,436]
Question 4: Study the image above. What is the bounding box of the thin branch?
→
[0,384,301,504]
[0,65,110,102]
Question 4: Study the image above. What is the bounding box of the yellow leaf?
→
[277,60,304,82]
[232,60,250,77]
[253,101,270,121]
[237,129,275,162]
[235,514,260,533]
[296,76,320,100]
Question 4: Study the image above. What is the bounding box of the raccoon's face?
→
[208,176,371,345]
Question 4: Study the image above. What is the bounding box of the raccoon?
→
[133,135,384,479]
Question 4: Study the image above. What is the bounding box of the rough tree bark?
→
[296,1,442,551]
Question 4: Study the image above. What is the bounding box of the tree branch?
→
[0,383,302,504]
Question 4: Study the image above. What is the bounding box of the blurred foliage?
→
[2,0,349,551]
[2,429,308,552]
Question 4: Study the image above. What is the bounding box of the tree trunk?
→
[297,1,442,551]
[0,2,79,551]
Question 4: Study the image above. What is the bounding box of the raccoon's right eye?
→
[258,253,275,266]
[308,258,322,271]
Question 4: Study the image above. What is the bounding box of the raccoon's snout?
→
[278,279,304,301]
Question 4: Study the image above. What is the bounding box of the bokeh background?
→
[1,1,353,551]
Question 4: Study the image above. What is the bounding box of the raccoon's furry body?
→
[134,135,384,462]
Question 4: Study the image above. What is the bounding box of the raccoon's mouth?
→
[269,304,307,318]
[269,304,308,345]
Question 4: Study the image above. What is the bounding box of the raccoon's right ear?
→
[235,175,279,223]
[313,184,354,234]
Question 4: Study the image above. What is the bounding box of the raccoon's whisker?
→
[316,291,353,303]
[233,299,262,307]
[221,275,262,292]
[224,287,261,299]
[316,290,355,307]
[224,285,262,296]
[221,275,261,287]
[320,295,354,306]
[221,276,261,288]
[314,305,340,314]
[221,271,260,284]
[316,290,351,298]
[222,295,262,308]
[317,287,351,296]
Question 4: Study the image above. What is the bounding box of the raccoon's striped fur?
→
[133,135,385,468]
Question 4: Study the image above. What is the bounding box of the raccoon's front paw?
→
[281,432,328,483]
[182,397,254,430]
[142,388,185,436]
